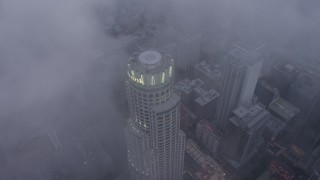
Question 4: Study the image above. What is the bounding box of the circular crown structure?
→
[127,50,174,88]
[138,50,162,65]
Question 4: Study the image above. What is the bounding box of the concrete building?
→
[175,78,219,121]
[269,97,300,123]
[215,45,264,132]
[185,139,227,180]
[180,105,196,133]
[176,32,201,76]
[268,61,299,95]
[286,72,320,157]
[270,157,295,180]
[269,97,299,144]
[175,78,204,109]
[195,120,221,157]
[254,79,280,107]
[194,87,220,121]
[194,61,223,91]
[297,145,320,175]
[286,72,320,113]
[263,115,286,142]
[220,103,269,170]
[125,50,185,180]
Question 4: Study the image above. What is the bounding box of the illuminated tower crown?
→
[127,50,174,88]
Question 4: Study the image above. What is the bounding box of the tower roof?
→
[127,50,174,88]
[138,50,162,65]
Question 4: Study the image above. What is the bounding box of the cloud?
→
[1,0,320,179]
[0,0,127,178]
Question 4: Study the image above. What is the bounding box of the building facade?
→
[220,103,269,169]
[176,32,201,76]
[194,61,223,91]
[268,60,299,95]
[195,120,221,157]
[215,46,263,132]
[286,72,320,160]
[254,78,280,107]
[125,50,185,180]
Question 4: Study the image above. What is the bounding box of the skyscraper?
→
[286,72,320,156]
[268,60,299,95]
[176,32,201,76]
[220,103,269,170]
[215,45,264,132]
[125,50,185,180]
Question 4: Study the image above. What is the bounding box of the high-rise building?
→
[268,97,300,144]
[195,120,221,157]
[176,32,201,76]
[175,78,219,121]
[194,87,220,121]
[268,61,299,95]
[125,50,185,180]
[269,97,300,123]
[215,46,264,132]
[194,61,223,91]
[286,72,320,156]
[254,78,280,107]
[263,114,286,142]
[175,78,204,110]
[180,105,194,133]
[220,103,269,170]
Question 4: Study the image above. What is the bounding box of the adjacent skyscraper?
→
[215,45,264,132]
[220,103,269,170]
[125,50,185,180]
[286,72,320,158]
[176,32,201,76]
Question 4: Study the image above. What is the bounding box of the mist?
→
[0,0,128,179]
[0,0,319,179]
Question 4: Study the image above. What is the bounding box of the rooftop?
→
[273,61,299,77]
[290,72,320,98]
[265,115,286,134]
[194,61,222,80]
[129,50,173,73]
[138,50,162,65]
[228,42,264,65]
[258,79,279,94]
[175,78,204,94]
[185,139,225,177]
[186,139,214,167]
[269,97,300,121]
[230,103,269,132]
[195,87,219,106]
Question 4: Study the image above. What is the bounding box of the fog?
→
[0,0,127,179]
[0,0,319,179]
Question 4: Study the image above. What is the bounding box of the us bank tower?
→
[125,50,185,180]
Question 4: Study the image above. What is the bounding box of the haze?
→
[0,0,319,179]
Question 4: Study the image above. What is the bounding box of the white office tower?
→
[215,45,264,132]
[125,50,186,180]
